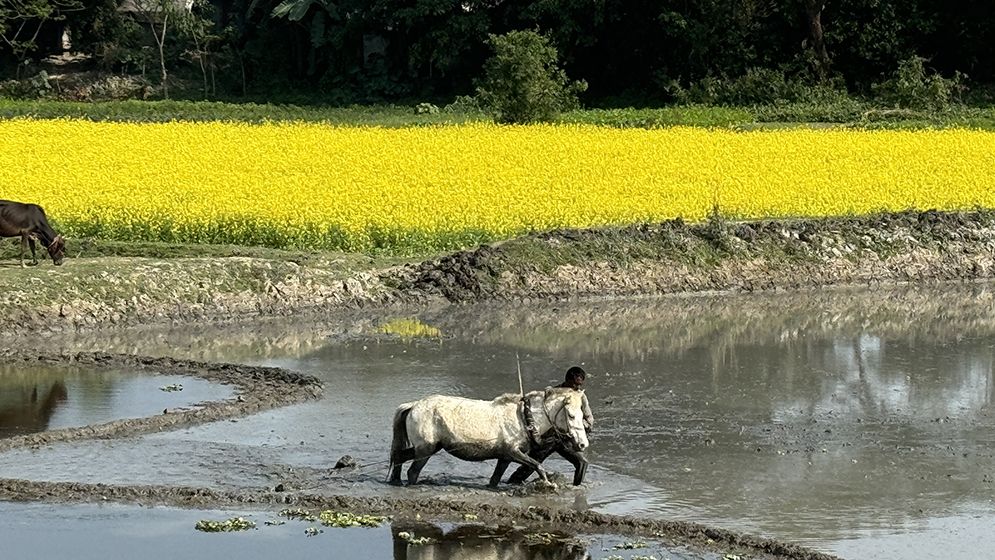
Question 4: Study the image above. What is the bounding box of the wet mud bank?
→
[2,210,995,336]
[0,478,841,560]
[0,350,322,453]
[401,210,995,302]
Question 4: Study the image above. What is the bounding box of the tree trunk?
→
[193,34,207,97]
[239,52,247,96]
[151,12,170,99]
[159,14,169,98]
[804,0,830,80]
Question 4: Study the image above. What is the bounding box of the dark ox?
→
[0,200,66,266]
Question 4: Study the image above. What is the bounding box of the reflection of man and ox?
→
[391,522,587,560]
[388,367,593,488]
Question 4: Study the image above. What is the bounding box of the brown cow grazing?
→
[0,200,66,266]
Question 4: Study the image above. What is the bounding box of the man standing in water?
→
[508,365,593,486]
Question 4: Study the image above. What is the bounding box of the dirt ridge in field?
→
[0,477,842,560]
[0,350,322,453]
[400,209,995,302]
[2,209,994,335]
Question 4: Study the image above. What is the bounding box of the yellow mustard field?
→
[2,119,994,252]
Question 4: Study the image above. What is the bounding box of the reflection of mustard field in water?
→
[379,318,443,340]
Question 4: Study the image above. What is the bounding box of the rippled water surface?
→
[4,283,995,559]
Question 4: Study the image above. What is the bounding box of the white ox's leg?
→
[489,459,511,488]
[406,445,437,484]
[506,447,551,484]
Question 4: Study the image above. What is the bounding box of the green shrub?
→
[476,30,587,124]
[558,106,751,128]
[750,97,867,123]
[414,102,439,115]
[871,56,966,111]
[442,94,483,115]
[675,68,850,107]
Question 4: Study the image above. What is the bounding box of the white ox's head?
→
[558,390,589,451]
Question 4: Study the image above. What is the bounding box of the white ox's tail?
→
[387,403,414,480]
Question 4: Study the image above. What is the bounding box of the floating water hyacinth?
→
[195,517,256,532]
[317,510,389,528]
[3,119,994,253]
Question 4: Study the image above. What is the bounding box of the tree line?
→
[2,0,993,105]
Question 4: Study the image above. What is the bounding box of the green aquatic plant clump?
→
[279,508,317,522]
[195,517,256,532]
[318,510,390,528]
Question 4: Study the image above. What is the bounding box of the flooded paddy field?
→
[3,283,995,558]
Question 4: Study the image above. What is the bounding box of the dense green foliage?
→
[0,98,486,123]
[2,0,994,107]
[5,98,995,130]
[476,30,586,123]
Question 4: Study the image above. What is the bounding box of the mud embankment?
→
[0,477,841,560]
[0,350,322,453]
[401,210,995,302]
[2,210,994,335]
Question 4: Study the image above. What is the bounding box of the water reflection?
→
[391,523,587,560]
[8,315,378,362]
[0,366,233,437]
[0,373,68,437]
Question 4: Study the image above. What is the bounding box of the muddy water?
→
[0,365,232,437]
[4,284,995,559]
[0,501,709,560]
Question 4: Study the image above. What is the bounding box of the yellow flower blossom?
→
[2,119,992,253]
